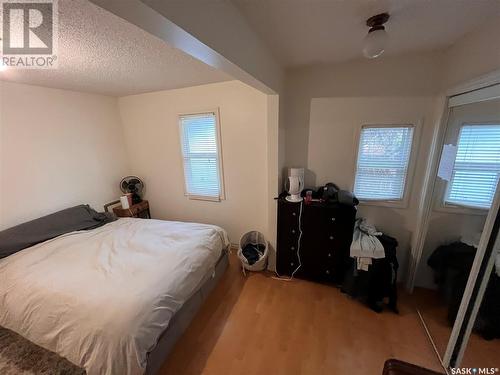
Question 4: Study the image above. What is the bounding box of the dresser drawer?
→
[278,202,301,230]
[276,199,303,276]
[276,198,356,283]
[277,235,300,257]
[276,242,301,276]
[302,257,337,283]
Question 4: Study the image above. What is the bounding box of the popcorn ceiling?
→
[0,0,232,97]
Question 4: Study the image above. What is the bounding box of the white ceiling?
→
[0,0,232,97]
[233,0,500,67]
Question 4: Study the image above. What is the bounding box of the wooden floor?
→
[414,287,500,369]
[159,254,443,375]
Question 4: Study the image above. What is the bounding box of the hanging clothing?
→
[428,241,500,339]
[342,233,399,313]
[350,218,385,270]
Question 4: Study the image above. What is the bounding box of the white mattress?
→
[0,218,229,375]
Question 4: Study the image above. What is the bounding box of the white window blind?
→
[179,112,223,200]
[445,124,500,209]
[354,126,414,201]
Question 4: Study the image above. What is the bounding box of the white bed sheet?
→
[0,218,228,375]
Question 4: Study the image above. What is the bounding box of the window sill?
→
[434,203,489,216]
[358,199,408,209]
[185,194,222,202]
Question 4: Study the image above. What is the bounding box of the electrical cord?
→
[273,199,303,281]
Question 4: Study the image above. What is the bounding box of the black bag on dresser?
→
[276,197,357,284]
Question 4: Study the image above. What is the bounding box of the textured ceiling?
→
[0,0,232,96]
[233,0,500,67]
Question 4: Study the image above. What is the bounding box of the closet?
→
[409,83,500,370]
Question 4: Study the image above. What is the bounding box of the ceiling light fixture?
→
[363,12,390,59]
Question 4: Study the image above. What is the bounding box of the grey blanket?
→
[0,205,116,259]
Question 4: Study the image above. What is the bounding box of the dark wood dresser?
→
[276,198,356,284]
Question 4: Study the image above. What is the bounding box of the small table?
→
[113,200,151,219]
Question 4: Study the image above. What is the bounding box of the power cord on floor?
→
[273,200,303,281]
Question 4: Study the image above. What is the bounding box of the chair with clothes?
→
[342,218,399,313]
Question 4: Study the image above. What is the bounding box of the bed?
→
[0,208,229,375]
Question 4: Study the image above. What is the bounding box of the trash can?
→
[237,231,268,273]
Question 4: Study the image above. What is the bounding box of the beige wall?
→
[307,96,440,277]
[0,81,129,230]
[0,79,278,266]
[283,16,500,281]
[118,81,270,246]
[283,52,444,278]
[266,94,280,269]
[443,19,500,89]
[284,51,444,171]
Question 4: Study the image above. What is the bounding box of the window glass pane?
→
[354,126,414,201]
[446,124,500,209]
[179,113,222,198]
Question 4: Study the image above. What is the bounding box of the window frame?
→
[178,108,225,202]
[438,122,500,214]
[352,123,419,209]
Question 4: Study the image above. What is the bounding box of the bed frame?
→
[145,250,229,374]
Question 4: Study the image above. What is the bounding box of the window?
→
[179,111,224,200]
[354,125,415,201]
[445,124,500,209]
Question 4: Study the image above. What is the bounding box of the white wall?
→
[118,81,270,245]
[0,81,129,230]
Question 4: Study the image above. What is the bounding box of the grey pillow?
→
[0,205,116,259]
